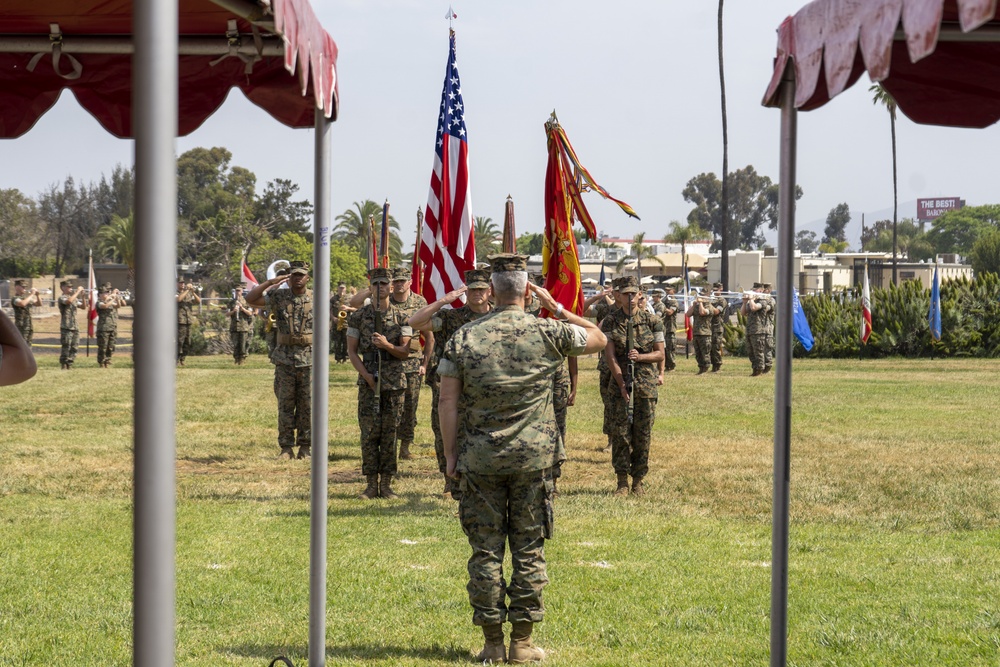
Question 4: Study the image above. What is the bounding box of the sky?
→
[4,0,1000,251]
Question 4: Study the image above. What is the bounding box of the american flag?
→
[419,30,475,304]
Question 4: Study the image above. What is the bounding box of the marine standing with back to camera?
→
[438,253,606,664]
[245,261,313,460]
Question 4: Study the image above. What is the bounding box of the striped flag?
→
[419,30,475,304]
[87,250,98,338]
[861,262,872,344]
[240,259,258,289]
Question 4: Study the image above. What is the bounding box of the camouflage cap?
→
[60,280,73,288]
[488,253,528,273]
[618,275,640,294]
[100,282,113,292]
[713,281,724,289]
[369,267,392,284]
[752,282,762,289]
[610,277,622,292]
[289,260,309,275]
[392,267,411,281]
[464,269,490,289]
[762,283,773,291]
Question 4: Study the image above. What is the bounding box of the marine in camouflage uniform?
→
[587,287,618,452]
[329,283,351,363]
[176,281,201,366]
[710,281,728,372]
[57,280,86,369]
[662,288,679,371]
[96,284,125,367]
[742,282,774,376]
[347,267,412,500]
[763,282,776,373]
[686,294,715,374]
[246,261,313,459]
[11,280,40,346]
[410,268,492,500]
[228,288,254,365]
[389,267,430,461]
[438,253,604,664]
[601,275,665,496]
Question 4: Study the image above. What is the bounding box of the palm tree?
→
[614,231,666,283]
[334,200,403,265]
[474,216,499,261]
[718,0,730,289]
[817,239,849,254]
[871,83,898,285]
[96,212,136,290]
[663,220,711,282]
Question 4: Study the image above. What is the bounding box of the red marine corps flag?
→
[419,30,475,304]
[542,113,638,317]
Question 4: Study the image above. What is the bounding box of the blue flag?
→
[599,260,606,287]
[929,264,942,341]
[792,288,814,352]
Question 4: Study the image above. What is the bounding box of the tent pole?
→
[133,1,178,666]
[771,61,796,667]
[309,107,332,667]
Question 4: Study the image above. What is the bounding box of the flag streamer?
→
[929,262,942,341]
[379,200,391,269]
[861,262,872,345]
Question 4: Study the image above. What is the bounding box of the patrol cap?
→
[464,269,490,289]
[392,267,411,281]
[100,282,113,292]
[752,282,762,289]
[13,279,24,287]
[611,277,622,292]
[713,281,723,289]
[289,260,309,275]
[488,253,528,273]
[60,280,73,288]
[653,288,665,296]
[762,283,773,291]
[618,275,640,294]
[369,267,392,284]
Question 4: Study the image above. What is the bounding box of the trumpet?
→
[336,309,348,331]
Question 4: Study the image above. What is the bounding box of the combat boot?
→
[763,365,772,374]
[508,621,545,663]
[379,474,399,499]
[475,624,506,664]
[631,476,645,497]
[712,365,721,373]
[296,446,310,460]
[358,475,379,500]
[751,368,761,377]
[398,441,413,460]
[278,447,295,460]
[614,473,629,496]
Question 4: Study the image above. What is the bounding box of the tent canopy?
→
[762,0,1000,128]
[0,0,339,138]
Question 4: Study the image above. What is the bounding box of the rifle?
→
[625,316,635,424]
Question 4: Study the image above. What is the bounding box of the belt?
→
[277,333,313,346]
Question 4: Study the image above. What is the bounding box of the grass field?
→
[0,351,998,666]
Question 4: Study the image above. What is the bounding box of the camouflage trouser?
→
[231,331,250,362]
[711,329,724,368]
[267,330,277,362]
[427,374,446,473]
[274,363,311,449]
[748,333,768,372]
[60,329,79,366]
[16,323,32,346]
[358,384,404,476]
[459,469,553,627]
[607,391,656,478]
[177,324,192,362]
[693,335,712,371]
[552,364,570,480]
[97,331,116,365]
[767,334,775,369]
[331,328,348,361]
[664,333,676,370]
[398,370,423,444]
[599,368,612,436]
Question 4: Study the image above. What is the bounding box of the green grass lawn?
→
[0,353,998,665]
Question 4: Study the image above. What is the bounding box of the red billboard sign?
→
[917,197,963,222]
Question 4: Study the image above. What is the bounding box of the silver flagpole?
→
[133,0,178,666]
[309,107,332,666]
[770,61,797,667]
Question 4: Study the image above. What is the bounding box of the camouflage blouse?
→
[690,300,714,337]
[663,296,679,333]
[390,291,428,374]
[600,308,665,399]
[96,298,119,333]
[347,303,412,392]
[428,304,489,381]
[268,288,313,367]
[711,295,728,332]
[177,293,198,325]
[745,295,774,336]
[438,305,588,475]
[229,294,254,333]
[12,297,32,332]
[58,294,81,331]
